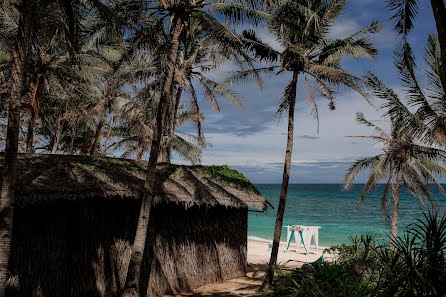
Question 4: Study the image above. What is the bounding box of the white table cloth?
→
[285,225,321,254]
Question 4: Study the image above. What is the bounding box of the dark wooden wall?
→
[7,200,247,297]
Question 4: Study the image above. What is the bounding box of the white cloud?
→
[173,90,386,174]
[330,19,362,39]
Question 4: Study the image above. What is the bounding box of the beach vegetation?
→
[267,212,446,297]
[324,234,379,266]
[267,261,376,297]
[196,164,262,195]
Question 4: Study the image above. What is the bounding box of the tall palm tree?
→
[387,0,446,76]
[344,75,446,246]
[120,1,250,295]
[0,0,33,294]
[0,0,106,292]
[224,0,380,288]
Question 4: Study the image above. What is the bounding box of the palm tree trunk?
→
[103,126,112,154]
[135,142,145,161]
[165,87,182,163]
[390,168,403,249]
[121,17,183,297]
[262,72,298,290]
[90,108,106,156]
[430,0,446,76]
[0,0,32,295]
[51,117,63,154]
[25,109,34,153]
[69,118,78,155]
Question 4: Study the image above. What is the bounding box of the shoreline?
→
[248,235,331,250]
[247,238,330,270]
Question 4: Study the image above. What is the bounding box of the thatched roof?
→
[0,154,269,211]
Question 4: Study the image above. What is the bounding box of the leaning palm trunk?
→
[51,117,63,154]
[90,108,106,156]
[0,1,32,295]
[165,87,182,162]
[69,118,79,155]
[25,109,34,153]
[430,0,446,76]
[121,18,183,297]
[135,142,145,161]
[390,168,403,249]
[262,72,298,289]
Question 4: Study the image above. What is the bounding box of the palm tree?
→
[228,0,380,288]
[387,0,446,76]
[120,2,250,295]
[23,36,115,154]
[0,0,33,294]
[168,106,212,163]
[0,0,108,292]
[0,0,108,155]
[162,18,242,162]
[344,75,446,246]
[108,84,208,163]
[87,50,156,156]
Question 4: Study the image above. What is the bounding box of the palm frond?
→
[413,160,446,194]
[277,73,298,114]
[344,155,384,190]
[355,112,389,138]
[424,35,446,111]
[387,0,418,36]
[240,29,279,63]
[210,2,270,26]
[172,134,202,164]
[356,156,389,208]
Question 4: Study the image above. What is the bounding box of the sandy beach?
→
[165,239,328,296]
[247,238,325,269]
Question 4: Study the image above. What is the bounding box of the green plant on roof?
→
[197,165,261,195]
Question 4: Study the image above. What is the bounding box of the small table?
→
[284,225,321,255]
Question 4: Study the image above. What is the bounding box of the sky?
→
[173,0,439,184]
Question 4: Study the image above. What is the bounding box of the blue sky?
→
[173,0,439,184]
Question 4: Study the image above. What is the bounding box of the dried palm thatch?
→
[9,200,249,297]
[0,153,268,211]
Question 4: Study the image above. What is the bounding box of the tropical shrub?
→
[325,234,379,266]
[375,212,446,297]
[267,261,376,297]
[266,212,446,297]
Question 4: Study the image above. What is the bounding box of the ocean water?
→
[248,184,446,247]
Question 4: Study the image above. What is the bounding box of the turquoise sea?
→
[248,184,446,247]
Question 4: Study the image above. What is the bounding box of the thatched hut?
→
[0,154,268,297]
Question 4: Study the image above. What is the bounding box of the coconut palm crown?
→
[380,36,446,148]
[344,73,446,245]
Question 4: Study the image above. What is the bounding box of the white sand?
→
[247,239,325,270]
